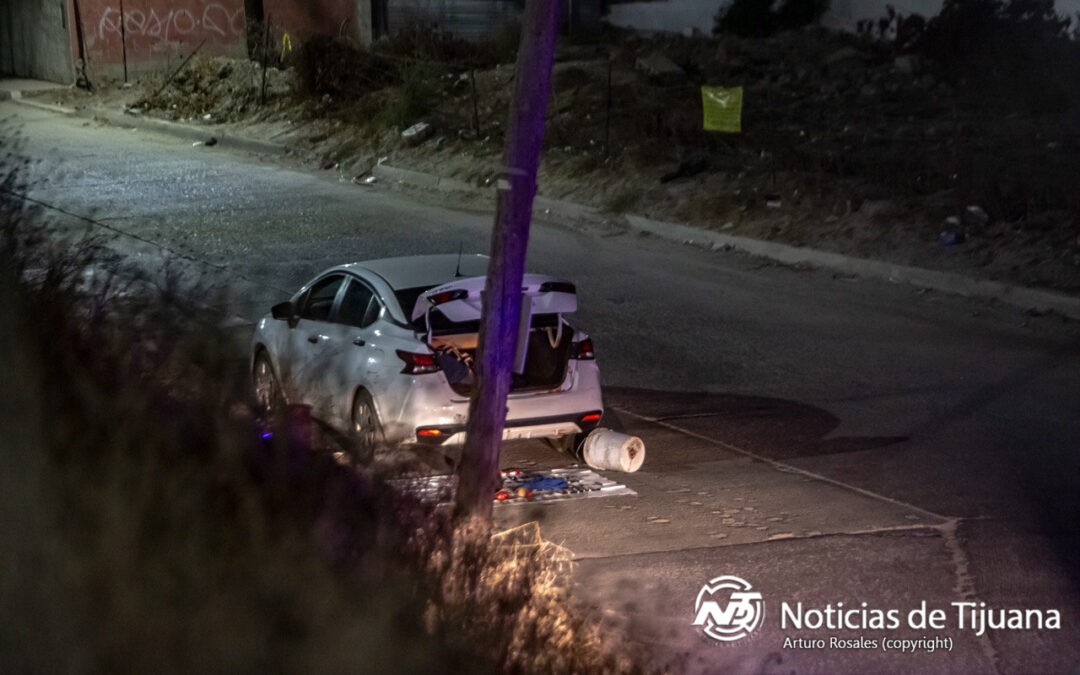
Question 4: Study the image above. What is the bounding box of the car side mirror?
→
[271,301,296,324]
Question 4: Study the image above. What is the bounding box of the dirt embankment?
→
[33,27,1080,295]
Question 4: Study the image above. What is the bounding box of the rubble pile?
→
[406,28,1080,292]
[31,26,1080,294]
[135,56,295,123]
[298,24,1080,293]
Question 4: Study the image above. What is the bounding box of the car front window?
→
[299,275,344,322]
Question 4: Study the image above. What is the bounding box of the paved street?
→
[5,101,1079,673]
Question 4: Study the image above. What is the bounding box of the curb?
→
[372,159,480,194]
[623,214,1080,320]
[374,161,1080,320]
[73,106,287,156]
[13,95,1078,319]
[4,89,77,115]
[11,95,285,156]
[371,161,602,222]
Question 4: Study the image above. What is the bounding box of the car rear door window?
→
[300,275,344,322]
[338,278,382,328]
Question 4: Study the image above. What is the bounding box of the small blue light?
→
[261,431,273,439]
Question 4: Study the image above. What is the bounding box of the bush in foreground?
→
[0,151,651,673]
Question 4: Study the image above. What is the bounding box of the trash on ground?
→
[523,475,569,491]
[635,52,684,79]
[392,467,636,506]
[401,121,433,146]
[939,230,966,247]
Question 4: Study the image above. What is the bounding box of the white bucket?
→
[581,428,646,473]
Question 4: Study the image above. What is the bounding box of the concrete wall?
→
[606,0,1080,35]
[0,0,75,83]
[385,0,601,42]
[263,0,357,41]
[72,0,367,76]
[75,0,247,78]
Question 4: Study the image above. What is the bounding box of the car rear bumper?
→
[415,410,603,446]
[380,360,603,446]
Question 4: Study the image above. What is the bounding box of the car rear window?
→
[394,286,435,321]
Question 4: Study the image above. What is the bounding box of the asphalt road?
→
[5,101,1079,674]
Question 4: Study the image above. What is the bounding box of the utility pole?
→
[454,0,561,524]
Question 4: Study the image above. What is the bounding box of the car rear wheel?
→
[253,352,283,416]
[546,432,586,459]
[351,391,382,463]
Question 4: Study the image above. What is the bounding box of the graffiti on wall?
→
[95,2,245,47]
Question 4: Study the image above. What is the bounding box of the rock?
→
[859,83,879,99]
[660,151,708,183]
[635,52,684,79]
[963,205,990,228]
[893,54,921,75]
[824,46,862,65]
[861,199,900,218]
[401,121,433,146]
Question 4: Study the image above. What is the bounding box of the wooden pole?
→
[604,58,612,156]
[119,0,128,83]
[71,0,93,92]
[260,16,270,106]
[470,68,480,138]
[454,0,561,524]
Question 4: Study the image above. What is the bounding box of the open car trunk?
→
[411,275,578,397]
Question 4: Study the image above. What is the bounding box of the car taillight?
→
[581,412,602,423]
[397,350,440,374]
[428,289,468,306]
[570,338,595,360]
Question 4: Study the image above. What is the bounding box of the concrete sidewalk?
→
[0,78,66,99]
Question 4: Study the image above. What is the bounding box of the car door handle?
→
[352,337,366,346]
[307,334,322,343]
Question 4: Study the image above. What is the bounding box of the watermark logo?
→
[693,575,765,642]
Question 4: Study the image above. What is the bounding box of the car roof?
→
[344,254,490,289]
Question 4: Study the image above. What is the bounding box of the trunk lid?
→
[410,275,579,398]
[410,274,577,323]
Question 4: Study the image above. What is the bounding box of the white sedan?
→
[251,254,604,458]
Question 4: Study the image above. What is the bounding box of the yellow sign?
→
[701,85,743,133]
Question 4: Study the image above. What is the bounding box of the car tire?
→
[546,432,586,459]
[252,351,284,417]
[351,390,383,463]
